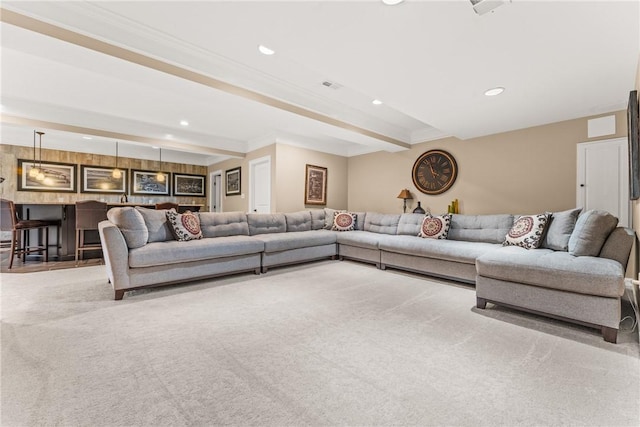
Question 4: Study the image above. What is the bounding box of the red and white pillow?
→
[418,214,451,239]
[332,212,357,232]
[166,210,203,241]
[503,213,550,249]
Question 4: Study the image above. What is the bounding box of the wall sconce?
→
[397,188,412,213]
[112,141,122,179]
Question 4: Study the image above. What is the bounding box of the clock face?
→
[412,149,458,195]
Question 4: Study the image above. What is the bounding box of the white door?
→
[577,137,630,227]
[249,156,271,213]
[209,171,222,212]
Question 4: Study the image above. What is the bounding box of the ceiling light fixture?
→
[179,120,189,126]
[35,131,45,181]
[112,141,122,179]
[258,45,275,55]
[82,136,92,140]
[28,130,40,178]
[372,99,383,105]
[484,87,505,97]
[382,0,404,5]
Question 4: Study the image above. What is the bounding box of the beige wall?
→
[208,143,348,213]
[348,110,627,215]
[0,144,208,206]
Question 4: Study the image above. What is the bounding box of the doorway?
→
[249,156,271,213]
[209,170,222,212]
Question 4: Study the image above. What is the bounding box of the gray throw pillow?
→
[541,208,582,251]
[568,210,618,256]
[135,207,175,243]
[106,207,148,249]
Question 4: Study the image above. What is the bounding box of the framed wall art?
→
[80,165,128,194]
[174,173,206,196]
[17,159,77,192]
[225,167,241,196]
[304,164,327,205]
[131,169,171,195]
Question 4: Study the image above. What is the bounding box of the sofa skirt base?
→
[380,250,477,284]
[338,245,381,267]
[261,244,337,273]
[476,275,621,341]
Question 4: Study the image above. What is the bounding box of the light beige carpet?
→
[1,260,639,426]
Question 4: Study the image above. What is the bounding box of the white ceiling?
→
[1,1,638,166]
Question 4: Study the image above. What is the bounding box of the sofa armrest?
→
[599,227,635,270]
[98,220,132,294]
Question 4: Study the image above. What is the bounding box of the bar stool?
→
[1,199,58,269]
[75,200,108,264]
[155,202,179,211]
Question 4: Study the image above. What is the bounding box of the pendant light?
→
[112,141,122,179]
[156,148,165,183]
[35,131,45,181]
[28,130,40,178]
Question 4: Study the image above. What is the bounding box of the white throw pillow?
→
[503,214,550,249]
[418,214,451,239]
[332,212,357,232]
[166,210,203,241]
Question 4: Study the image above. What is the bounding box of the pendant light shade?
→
[112,141,122,179]
[28,130,40,178]
[35,131,45,181]
[156,148,165,183]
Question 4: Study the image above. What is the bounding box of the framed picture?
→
[17,159,76,192]
[131,169,171,195]
[80,165,128,194]
[174,173,206,196]
[628,90,639,200]
[225,167,241,196]
[304,164,327,205]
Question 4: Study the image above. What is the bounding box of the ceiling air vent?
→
[321,80,342,90]
[470,0,510,15]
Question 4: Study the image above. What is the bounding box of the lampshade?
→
[156,148,165,183]
[397,189,412,199]
[112,141,122,179]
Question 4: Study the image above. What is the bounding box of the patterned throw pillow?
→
[166,210,203,241]
[503,214,550,249]
[418,214,451,239]
[332,212,357,232]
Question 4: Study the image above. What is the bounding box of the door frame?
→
[209,170,222,212]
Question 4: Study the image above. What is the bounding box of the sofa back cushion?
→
[397,213,425,236]
[599,227,634,267]
[309,209,326,230]
[135,207,175,243]
[353,212,366,231]
[199,212,249,238]
[448,214,514,243]
[323,208,344,229]
[364,213,401,235]
[540,208,582,251]
[106,207,148,249]
[568,210,618,256]
[285,211,312,232]
[248,213,287,235]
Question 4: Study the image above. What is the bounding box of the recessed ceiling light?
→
[382,0,404,5]
[180,120,189,126]
[82,136,92,140]
[258,45,275,55]
[166,134,173,139]
[372,99,383,105]
[484,87,505,97]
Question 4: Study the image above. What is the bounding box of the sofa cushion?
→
[364,213,401,235]
[252,230,337,253]
[106,207,148,249]
[599,227,634,267]
[476,246,625,298]
[136,207,175,243]
[309,209,326,230]
[128,235,265,268]
[323,208,344,229]
[540,208,582,251]
[166,210,202,241]
[503,213,550,249]
[353,212,366,231]
[379,236,500,265]
[448,214,513,243]
[199,212,249,238]
[285,211,312,232]
[248,213,286,235]
[419,214,451,239]
[332,212,357,231]
[397,213,424,236]
[336,231,386,250]
[568,210,618,256]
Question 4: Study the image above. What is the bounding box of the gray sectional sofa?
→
[98,207,634,343]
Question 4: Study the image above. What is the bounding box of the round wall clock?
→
[412,149,458,195]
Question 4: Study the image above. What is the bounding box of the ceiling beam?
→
[1,114,245,158]
[1,8,411,151]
